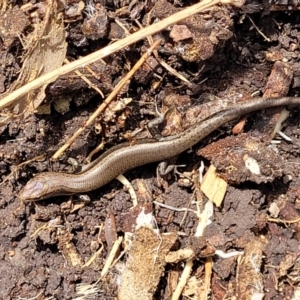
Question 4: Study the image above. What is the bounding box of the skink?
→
[19,96,300,202]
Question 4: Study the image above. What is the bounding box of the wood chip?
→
[200,164,227,207]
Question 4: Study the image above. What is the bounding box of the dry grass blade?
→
[0,0,241,112]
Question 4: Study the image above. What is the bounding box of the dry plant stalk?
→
[64,58,104,98]
[0,0,243,112]
[52,39,161,158]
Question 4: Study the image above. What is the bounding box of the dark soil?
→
[1,1,300,299]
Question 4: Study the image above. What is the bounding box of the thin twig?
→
[64,58,104,98]
[52,39,161,159]
[135,19,191,84]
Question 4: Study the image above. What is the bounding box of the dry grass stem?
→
[64,58,104,98]
[0,0,238,112]
[52,39,161,158]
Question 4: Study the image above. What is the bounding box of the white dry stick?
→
[171,181,214,299]
[153,201,196,214]
[271,108,290,139]
[100,236,123,278]
[195,200,214,237]
[117,174,138,206]
[171,259,194,300]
